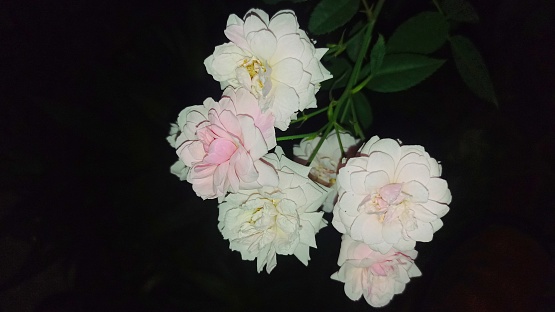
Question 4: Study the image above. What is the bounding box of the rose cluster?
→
[169,8,332,274]
[167,8,451,308]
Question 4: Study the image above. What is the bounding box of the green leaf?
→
[346,22,365,62]
[440,0,479,23]
[358,63,371,82]
[366,54,445,92]
[387,12,449,54]
[320,57,352,90]
[309,0,360,35]
[352,92,373,129]
[450,35,498,106]
[370,34,386,75]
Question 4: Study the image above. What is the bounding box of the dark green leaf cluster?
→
[281,0,497,161]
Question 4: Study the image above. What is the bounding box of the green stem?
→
[344,23,369,47]
[307,122,334,164]
[306,0,386,163]
[291,104,333,124]
[334,123,345,156]
[350,96,366,140]
[335,0,383,123]
[351,74,373,94]
[344,0,384,95]
[340,96,352,123]
[276,132,319,141]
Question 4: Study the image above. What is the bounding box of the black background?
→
[1,0,554,311]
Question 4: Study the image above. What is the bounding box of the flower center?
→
[361,183,408,223]
[309,159,337,187]
[244,58,264,79]
[237,57,272,97]
[249,200,277,229]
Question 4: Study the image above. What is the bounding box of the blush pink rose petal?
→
[332,136,452,253]
[204,8,332,131]
[331,235,421,308]
[174,87,278,201]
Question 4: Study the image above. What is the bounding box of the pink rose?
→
[331,235,421,307]
[175,87,278,200]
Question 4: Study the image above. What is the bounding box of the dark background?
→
[1,0,554,311]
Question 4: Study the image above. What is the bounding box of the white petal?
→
[271,57,304,86]
[366,151,396,179]
[396,163,430,186]
[247,29,277,61]
[271,33,305,65]
[351,214,383,244]
[394,281,406,294]
[337,163,365,192]
[300,212,324,237]
[411,204,438,223]
[268,10,298,39]
[266,82,299,131]
[427,178,451,204]
[407,263,422,277]
[362,138,401,162]
[205,43,246,81]
[408,220,434,242]
[365,170,390,191]
[338,192,366,216]
[299,223,317,248]
[243,10,268,36]
[305,56,326,83]
[430,218,443,232]
[371,241,395,254]
[293,243,310,265]
[421,200,449,218]
[170,160,189,181]
[382,220,403,244]
[393,238,416,251]
[402,180,429,203]
[343,267,363,300]
[350,171,370,194]
[253,159,278,187]
[224,24,250,51]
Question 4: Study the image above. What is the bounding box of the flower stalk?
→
[306,0,385,163]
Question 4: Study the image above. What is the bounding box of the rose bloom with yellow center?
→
[218,147,329,273]
[204,8,332,131]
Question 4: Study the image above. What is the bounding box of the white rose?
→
[333,136,452,253]
[204,9,332,130]
[218,146,329,273]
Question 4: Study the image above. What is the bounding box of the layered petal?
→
[218,147,330,273]
[170,87,277,201]
[331,235,421,308]
[204,8,332,130]
[333,136,452,253]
